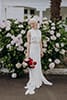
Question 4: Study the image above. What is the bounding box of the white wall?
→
[0,0,67,21]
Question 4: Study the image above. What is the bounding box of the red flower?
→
[23,57,37,69]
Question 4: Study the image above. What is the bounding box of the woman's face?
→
[30,21,38,29]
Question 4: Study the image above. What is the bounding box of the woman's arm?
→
[26,31,31,58]
[40,36,43,57]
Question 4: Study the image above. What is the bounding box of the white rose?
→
[6,33,12,37]
[61,43,64,47]
[55,48,59,52]
[18,24,23,28]
[48,20,52,23]
[16,63,21,69]
[51,23,55,26]
[6,26,11,31]
[49,62,55,69]
[0,21,6,28]
[56,33,61,38]
[54,59,60,64]
[60,49,65,55]
[17,34,22,38]
[17,46,24,51]
[42,48,47,53]
[46,37,50,42]
[0,48,3,52]
[51,26,55,30]
[48,58,52,62]
[43,17,48,21]
[22,62,28,68]
[55,43,60,48]
[43,40,47,47]
[50,30,54,35]
[14,20,18,24]
[21,30,25,34]
[24,42,28,47]
[11,73,17,78]
[43,21,49,25]
[50,35,56,40]
[11,40,15,45]
[6,44,11,48]
[11,35,15,39]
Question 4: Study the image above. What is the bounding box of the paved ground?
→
[0,74,67,100]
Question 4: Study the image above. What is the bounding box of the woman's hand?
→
[40,51,44,57]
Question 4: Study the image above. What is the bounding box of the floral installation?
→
[22,57,37,69]
[40,17,67,70]
[0,17,67,78]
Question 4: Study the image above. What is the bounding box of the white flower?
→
[0,21,6,28]
[50,35,56,40]
[17,46,24,51]
[21,30,25,34]
[16,63,22,69]
[55,48,59,52]
[14,20,18,24]
[6,26,11,31]
[11,35,15,39]
[5,20,11,26]
[48,58,52,62]
[49,62,55,69]
[61,43,64,47]
[22,61,28,68]
[51,23,55,26]
[11,73,17,78]
[24,42,28,47]
[55,43,60,48]
[43,21,49,25]
[17,34,22,38]
[6,44,11,48]
[50,30,54,35]
[43,17,48,21]
[0,48,3,52]
[51,26,55,30]
[18,24,23,28]
[65,25,67,32]
[42,48,47,53]
[6,33,12,37]
[54,59,60,64]
[46,37,50,42]
[56,33,61,38]
[48,20,52,23]
[11,40,15,45]
[57,21,62,25]
[43,40,47,47]
[60,49,65,55]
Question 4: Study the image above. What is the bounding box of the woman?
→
[25,17,53,95]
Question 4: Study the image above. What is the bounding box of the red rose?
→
[28,61,33,65]
[33,61,37,65]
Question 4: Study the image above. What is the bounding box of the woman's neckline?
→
[32,28,38,30]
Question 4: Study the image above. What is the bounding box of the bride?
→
[24,17,53,95]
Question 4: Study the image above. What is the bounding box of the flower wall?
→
[0,18,67,78]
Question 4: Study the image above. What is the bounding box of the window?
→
[24,9,28,14]
[30,9,35,15]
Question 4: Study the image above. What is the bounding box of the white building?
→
[0,0,67,21]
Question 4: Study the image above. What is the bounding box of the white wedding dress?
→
[25,28,52,95]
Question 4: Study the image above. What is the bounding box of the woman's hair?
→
[28,17,38,25]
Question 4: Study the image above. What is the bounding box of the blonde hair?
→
[28,17,38,25]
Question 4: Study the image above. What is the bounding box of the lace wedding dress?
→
[25,28,52,95]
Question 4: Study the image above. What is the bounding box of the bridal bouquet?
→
[22,57,37,69]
